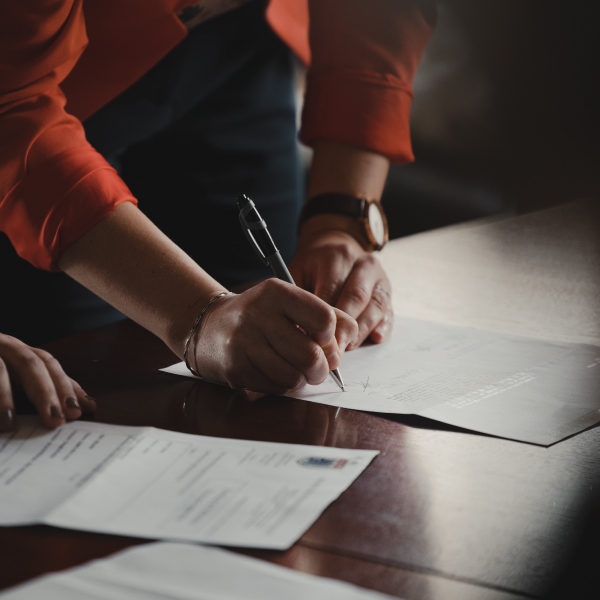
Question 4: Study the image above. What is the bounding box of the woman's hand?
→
[0,333,96,432]
[191,279,358,395]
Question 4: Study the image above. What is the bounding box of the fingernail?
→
[81,395,97,412]
[66,397,80,410]
[50,405,64,420]
[0,409,14,431]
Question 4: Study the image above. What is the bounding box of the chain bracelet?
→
[183,291,234,377]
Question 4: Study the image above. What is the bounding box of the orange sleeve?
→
[299,0,437,165]
[0,0,137,271]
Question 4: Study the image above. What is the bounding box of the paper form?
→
[0,419,140,524]
[0,542,399,600]
[162,317,600,445]
[0,418,377,549]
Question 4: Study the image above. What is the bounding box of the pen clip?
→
[239,200,270,266]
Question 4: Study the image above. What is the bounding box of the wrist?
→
[184,291,234,377]
[298,214,369,252]
[167,288,230,359]
[299,193,389,252]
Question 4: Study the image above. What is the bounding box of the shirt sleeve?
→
[0,0,137,272]
[300,0,437,165]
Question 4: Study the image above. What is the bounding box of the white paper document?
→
[0,542,398,600]
[162,317,600,445]
[0,418,377,548]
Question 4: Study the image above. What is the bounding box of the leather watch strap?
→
[300,193,365,223]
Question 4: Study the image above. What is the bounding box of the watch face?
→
[367,202,386,247]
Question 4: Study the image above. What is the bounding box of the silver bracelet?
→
[183,291,234,377]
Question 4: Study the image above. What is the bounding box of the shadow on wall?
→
[380,0,600,239]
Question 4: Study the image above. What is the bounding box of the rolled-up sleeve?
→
[300,0,437,164]
[0,0,136,271]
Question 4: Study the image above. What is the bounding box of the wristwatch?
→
[300,192,389,251]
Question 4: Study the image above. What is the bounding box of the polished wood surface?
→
[2,199,599,599]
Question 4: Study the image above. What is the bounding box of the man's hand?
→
[290,224,393,350]
[296,141,393,349]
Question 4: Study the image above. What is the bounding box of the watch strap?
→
[300,193,366,223]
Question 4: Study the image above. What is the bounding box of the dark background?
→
[381,0,600,238]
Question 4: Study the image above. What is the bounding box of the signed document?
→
[163,317,600,445]
[0,542,398,600]
[0,418,377,549]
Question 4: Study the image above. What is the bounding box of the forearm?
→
[301,141,389,245]
[307,141,389,200]
[57,202,225,357]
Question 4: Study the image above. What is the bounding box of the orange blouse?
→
[0,0,435,271]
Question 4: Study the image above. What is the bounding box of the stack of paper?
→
[0,542,398,600]
[0,418,377,549]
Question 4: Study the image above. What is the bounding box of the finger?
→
[266,318,331,385]
[336,255,382,320]
[369,304,394,344]
[31,349,81,421]
[225,354,300,396]
[265,280,337,347]
[320,339,342,371]
[3,347,64,429]
[312,248,355,306]
[348,286,391,349]
[0,358,16,432]
[70,379,97,413]
[248,341,308,393]
[332,308,359,354]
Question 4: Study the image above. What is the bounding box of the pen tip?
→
[330,369,345,391]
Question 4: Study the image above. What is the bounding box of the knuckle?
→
[362,254,379,269]
[346,285,371,307]
[17,352,41,370]
[262,278,286,294]
[35,349,53,362]
[318,282,340,302]
[319,305,336,330]
[39,351,59,368]
[338,243,356,261]
[371,292,388,312]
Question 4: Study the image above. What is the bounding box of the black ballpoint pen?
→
[237,194,345,392]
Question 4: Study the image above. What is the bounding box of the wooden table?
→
[2,199,599,600]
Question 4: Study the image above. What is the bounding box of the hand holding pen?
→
[237,194,353,391]
[183,195,356,396]
[190,278,357,395]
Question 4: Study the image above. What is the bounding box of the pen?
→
[237,194,345,392]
